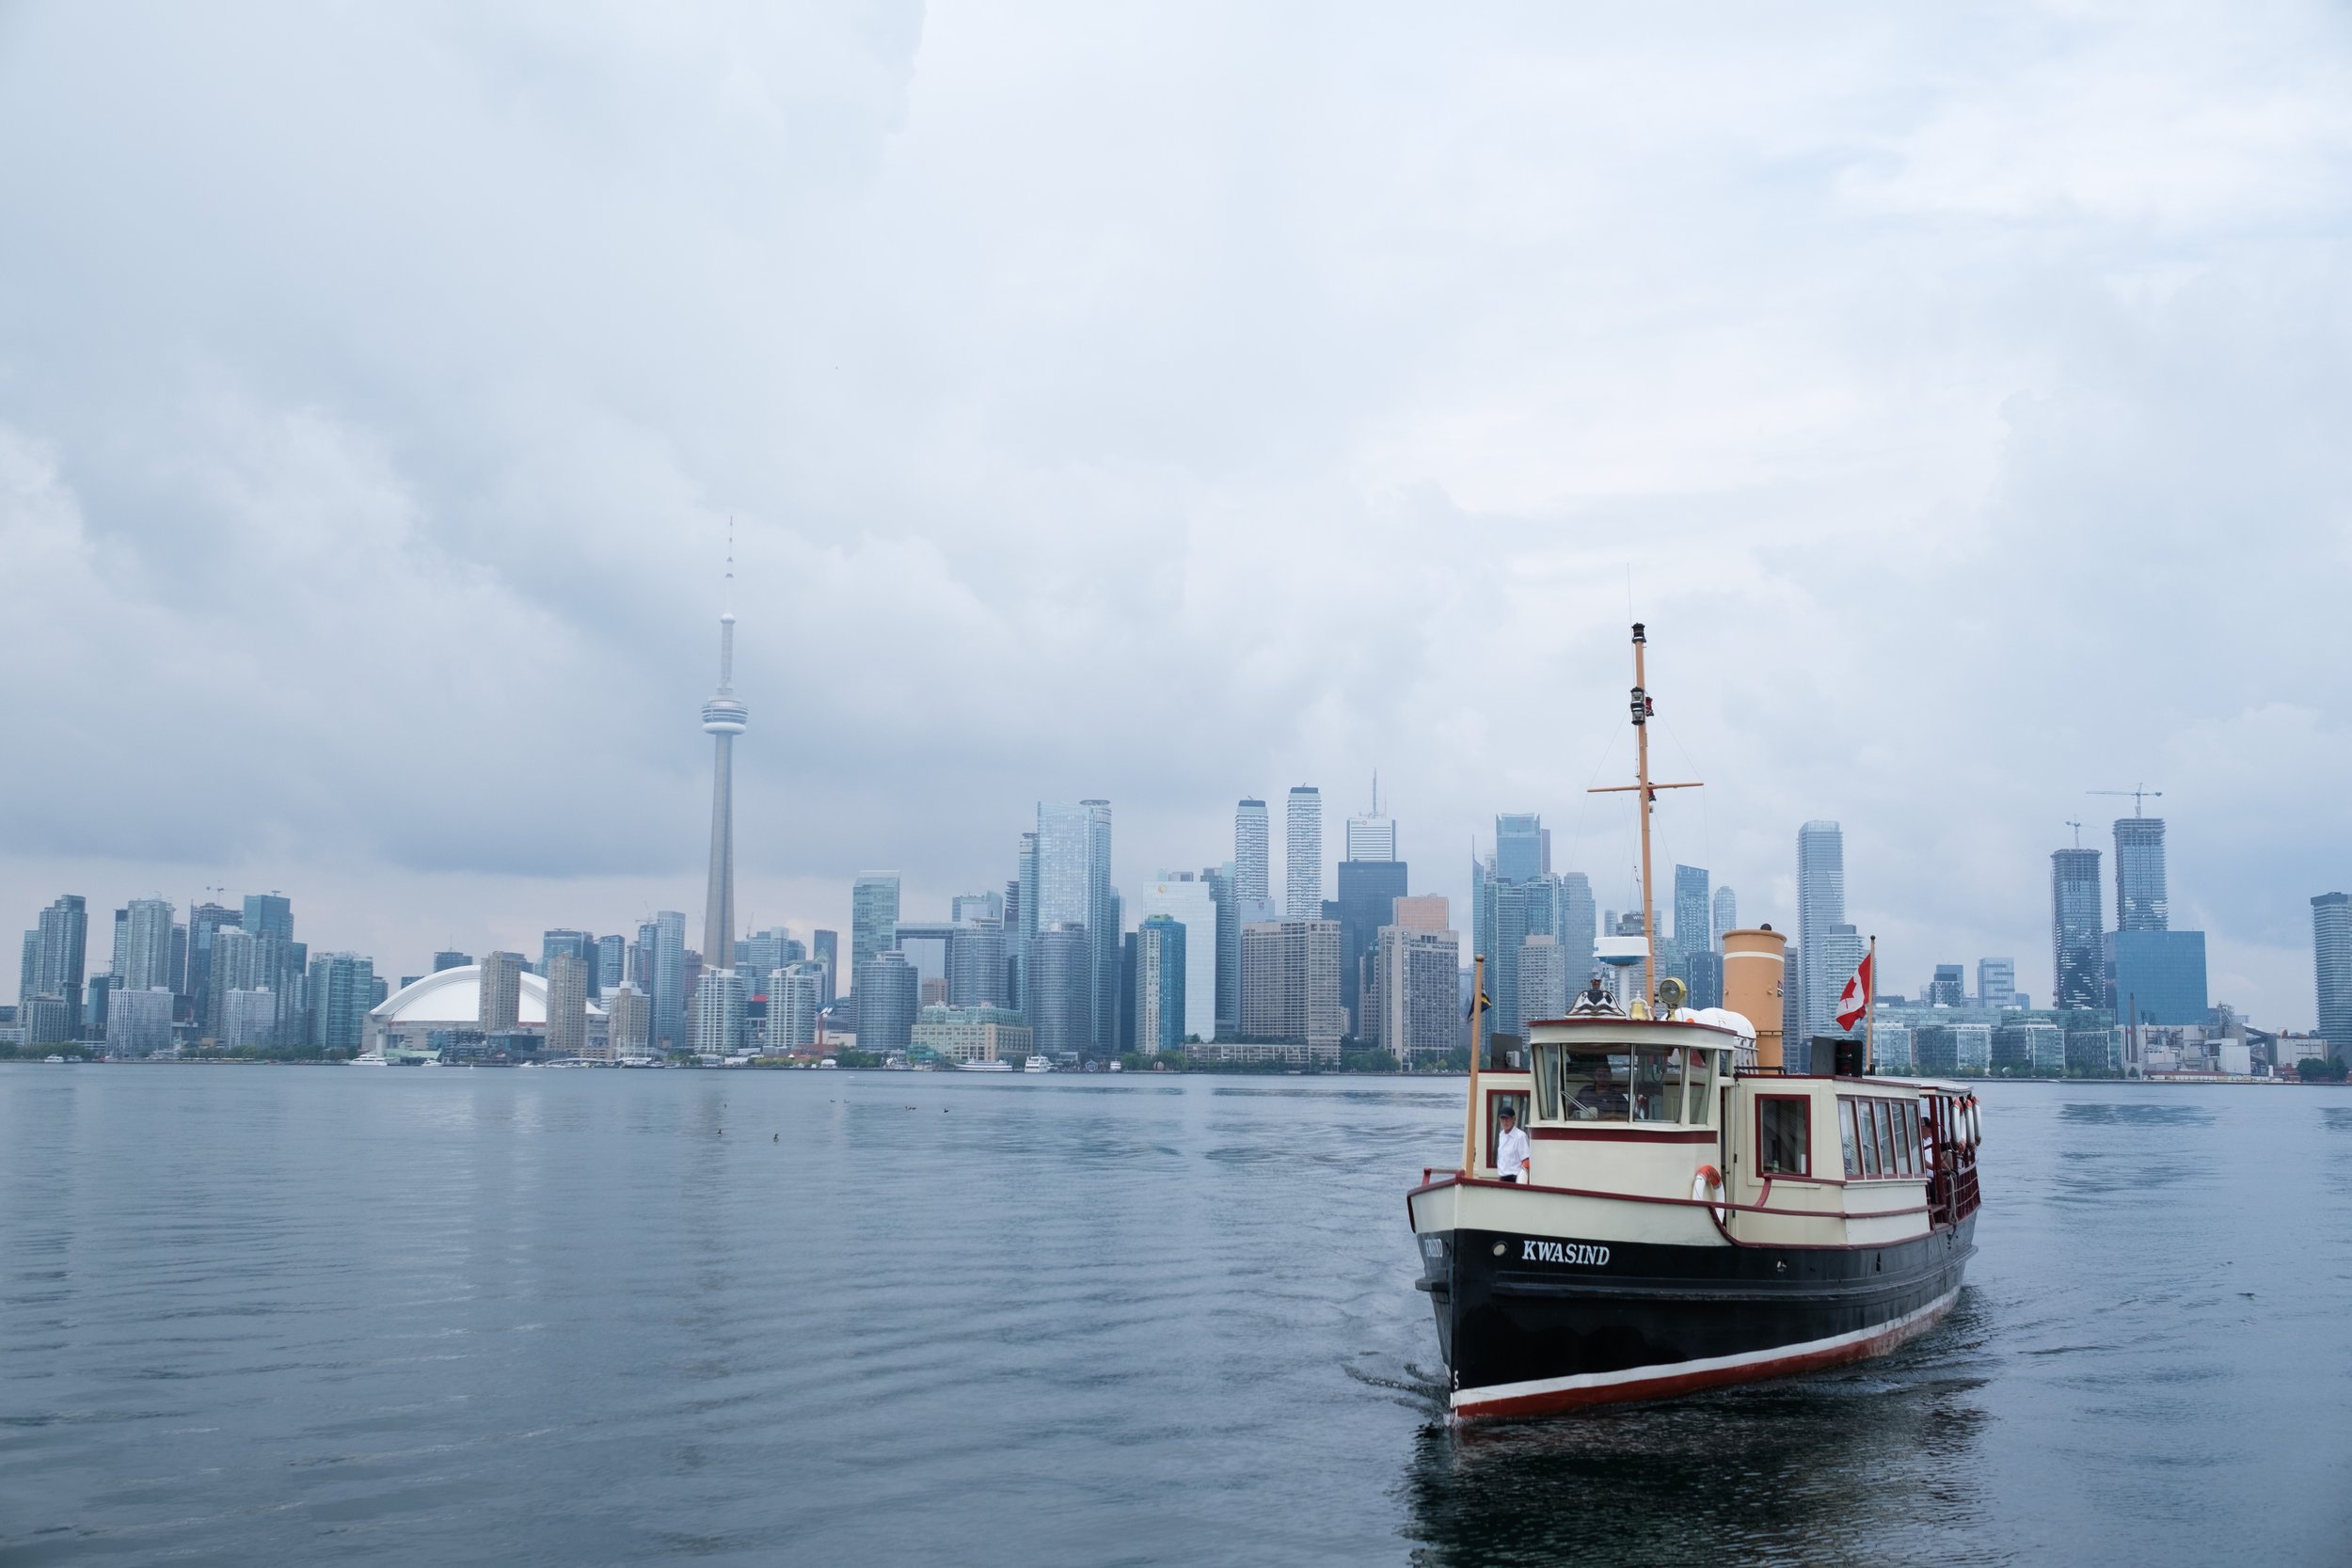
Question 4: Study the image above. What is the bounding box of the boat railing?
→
[1413,1168,1931,1225]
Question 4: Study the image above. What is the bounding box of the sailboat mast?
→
[1632,624,1657,1006]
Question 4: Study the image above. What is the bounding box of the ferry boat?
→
[959,1059,1015,1072]
[1408,624,1982,1420]
[1023,1054,1055,1074]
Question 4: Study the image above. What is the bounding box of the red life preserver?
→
[1692,1164,1726,1223]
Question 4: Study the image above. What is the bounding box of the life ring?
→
[1692,1164,1726,1223]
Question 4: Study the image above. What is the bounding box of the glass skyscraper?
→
[306,951,375,1053]
[1796,821,1845,1044]
[850,953,914,1053]
[2313,893,2351,1054]
[1977,957,2016,1011]
[2113,817,2169,931]
[1332,858,1408,1036]
[240,894,293,942]
[1033,804,1114,1053]
[1495,814,1544,884]
[119,897,175,992]
[850,873,901,974]
[652,911,686,1050]
[2104,929,2206,1026]
[1029,924,1089,1059]
[25,895,89,1033]
[2050,847,2104,1009]
[811,929,838,1007]
[541,929,592,980]
[1672,865,1718,1009]
[1087,801,1117,1053]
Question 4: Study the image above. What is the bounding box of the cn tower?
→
[700,546,747,966]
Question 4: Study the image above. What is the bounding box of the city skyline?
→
[5,9,2351,1029]
[15,786,2334,1046]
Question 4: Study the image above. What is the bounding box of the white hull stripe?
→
[1449,1286,1961,1410]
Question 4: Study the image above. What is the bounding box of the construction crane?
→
[2064,819,2083,848]
[2090,785,2163,817]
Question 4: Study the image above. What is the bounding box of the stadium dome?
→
[371,965,607,1028]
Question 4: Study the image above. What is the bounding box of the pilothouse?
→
[1408,624,1983,1419]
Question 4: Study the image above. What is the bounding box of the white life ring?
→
[1692,1164,1726,1224]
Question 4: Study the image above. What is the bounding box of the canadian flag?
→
[1835,950,1874,1033]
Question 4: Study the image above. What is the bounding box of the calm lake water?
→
[2,1067,2346,1566]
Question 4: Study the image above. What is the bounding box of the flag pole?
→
[1462,952,1485,1177]
[1864,934,1877,1074]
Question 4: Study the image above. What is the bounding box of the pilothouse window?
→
[1681,1049,1717,1127]
[1532,1047,1633,1121]
[1632,1047,1680,1123]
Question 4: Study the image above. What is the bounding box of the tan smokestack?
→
[1722,927,1788,1072]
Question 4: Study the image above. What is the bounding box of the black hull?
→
[1419,1214,1976,1418]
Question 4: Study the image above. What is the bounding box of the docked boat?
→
[1023,1054,1055,1074]
[959,1059,1015,1072]
[1407,624,1983,1420]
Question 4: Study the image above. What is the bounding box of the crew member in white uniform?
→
[1495,1102,1530,1183]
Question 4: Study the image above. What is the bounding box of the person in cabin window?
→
[1496,1104,1530,1184]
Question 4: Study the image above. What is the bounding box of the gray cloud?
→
[3,2,2349,1021]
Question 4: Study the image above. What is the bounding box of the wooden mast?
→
[1589,623,1700,1011]
[1461,952,1486,1176]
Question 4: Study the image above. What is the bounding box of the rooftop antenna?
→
[2089,784,2162,817]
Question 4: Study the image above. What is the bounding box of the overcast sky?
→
[4,3,2349,1022]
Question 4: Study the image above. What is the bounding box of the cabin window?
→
[1632,1047,1681,1123]
[1682,1049,1717,1127]
[1860,1101,1884,1177]
[1901,1103,1922,1175]
[1872,1101,1899,1178]
[1838,1098,1862,1178]
[1486,1091,1528,1168]
[1757,1096,1811,1176]
[1533,1046,1633,1121]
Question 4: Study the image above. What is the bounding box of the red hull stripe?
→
[1450,1287,1961,1419]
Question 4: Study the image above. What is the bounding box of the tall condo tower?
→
[700,549,749,965]
[1286,786,1323,918]
[1233,800,1270,906]
[1795,821,1845,1046]
[2312,893,2350,1053]
[2049,847,2103,1009]
[2113,817,2168,931]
